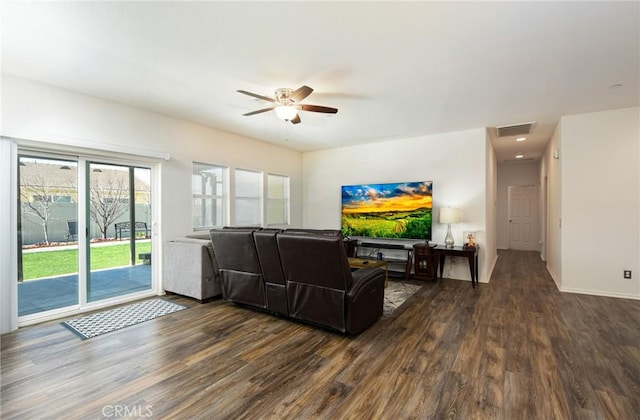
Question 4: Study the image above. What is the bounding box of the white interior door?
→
[508,185,538,251]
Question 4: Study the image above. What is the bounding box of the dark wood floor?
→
[2,250,640,419]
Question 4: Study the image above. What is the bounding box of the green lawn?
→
[22,242,151,280]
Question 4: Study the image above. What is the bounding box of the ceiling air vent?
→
[503,157,535,163]
[496,121,536,138]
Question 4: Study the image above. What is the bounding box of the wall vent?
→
[503,157,535,163]
[496,121,536,137]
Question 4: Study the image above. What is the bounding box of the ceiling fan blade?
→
[290,114,301,124]
[237,90,275,103]
[243,106,275,116]
[291,85,313,102]
[300,104,338,114]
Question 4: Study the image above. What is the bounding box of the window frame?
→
[192,162,227,230]
[266,173,290,227]
[233,168,263,227]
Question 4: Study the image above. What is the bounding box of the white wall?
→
[538,155,548,261]
[543,122,563,286]
[0,74,303,332]
[1,75,304,238]
[496,161,540,249]
[302,128,492,283]
[560,107,640,298]
[484,129,499,279]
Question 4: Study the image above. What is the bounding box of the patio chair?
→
[66,220,77,242]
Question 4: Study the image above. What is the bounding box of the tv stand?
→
[358,241,415,280]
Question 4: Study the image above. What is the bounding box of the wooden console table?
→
[433,245,479,288]
[358,242,413,280]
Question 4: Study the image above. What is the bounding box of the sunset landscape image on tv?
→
[341,181,432,240]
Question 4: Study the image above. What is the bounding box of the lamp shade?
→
[275,105,298,121]
[439,207,461,224]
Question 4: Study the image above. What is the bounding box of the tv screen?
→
[341,181,432,240]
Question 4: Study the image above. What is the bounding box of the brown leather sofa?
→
[254,229,288,315]
[209,228,385,334]
[208,229,265,308]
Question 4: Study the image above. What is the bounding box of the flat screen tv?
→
[341,181,432,240]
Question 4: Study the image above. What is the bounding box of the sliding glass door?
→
[17,154,153,318]
[87,163,152,302]
[17,155,79,316]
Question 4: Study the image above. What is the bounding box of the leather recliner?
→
[277,232,385,333]
[283,228,342,236]
[254,229,288,315]
[209,229,266,308]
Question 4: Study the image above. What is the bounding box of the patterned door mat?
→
[62,298,187,340]
[383,282,422,317]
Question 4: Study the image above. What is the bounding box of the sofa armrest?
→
[345,266,385,333]
[348,266,385,298]
[163,238,221,300]
[172,237,220,274]
[186,233,211,240]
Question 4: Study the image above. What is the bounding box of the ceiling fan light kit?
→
[238,85,338,125]
[274,105,298,121]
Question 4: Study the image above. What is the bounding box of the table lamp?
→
[439,207,461,248]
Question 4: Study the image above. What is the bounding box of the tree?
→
[90,177,129,239]
[20,174,65,245]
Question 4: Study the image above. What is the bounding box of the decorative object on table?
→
[463,231,476,248]
[439,207,461,248]
[61,298,187,340]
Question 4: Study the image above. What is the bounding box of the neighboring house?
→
[19,160,151,244]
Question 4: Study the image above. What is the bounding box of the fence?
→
[20,202,151,245]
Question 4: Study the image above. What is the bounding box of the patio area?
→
[18,265,151,316]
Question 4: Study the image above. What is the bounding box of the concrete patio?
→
[18,265,151,316]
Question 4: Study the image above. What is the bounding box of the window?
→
[234,168,262,226]
[192,163,226,229]
[193,165,285,228]
[267,174,289,226]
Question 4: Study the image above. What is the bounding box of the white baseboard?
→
[546,265,561,290]
[483,254,498,283]
[559,287,640,301]
[545,264,639,300]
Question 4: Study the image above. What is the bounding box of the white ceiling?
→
[2,1,639,162]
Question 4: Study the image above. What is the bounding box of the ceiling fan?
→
[237,85,338,124]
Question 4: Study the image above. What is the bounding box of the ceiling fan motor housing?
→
[275,88,294,105]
